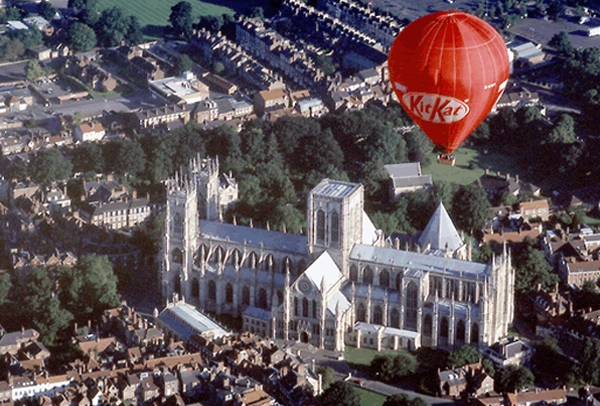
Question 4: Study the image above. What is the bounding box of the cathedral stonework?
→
[161,159,514,351]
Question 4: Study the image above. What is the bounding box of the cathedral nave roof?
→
[199,220,307,254]
[350,244,489,279]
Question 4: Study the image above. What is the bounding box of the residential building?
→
[148,72,209,105]
[75,122,105,143]
[384,163,433,198]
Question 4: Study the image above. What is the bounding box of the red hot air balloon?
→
[388,11,510,163]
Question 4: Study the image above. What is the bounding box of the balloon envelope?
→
[388,11,510,154]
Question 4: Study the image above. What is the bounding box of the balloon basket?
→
[437,154,456,166]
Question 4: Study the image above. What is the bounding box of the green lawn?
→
[345,346,406,369]
[98,0,271,37]
[421,146,526,186]
[355,387,386,406]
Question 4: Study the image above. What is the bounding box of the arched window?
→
[294,297,299,316]
[247,252,258,269]
[171,248,183,264]
[440,317,449,338]
[390,308,400,328]
[379,269,390,288]
[277,290,283,306]
[257,288,268,309]
[200,244,209,261]
[282,257,292,273]
[423,314,432,337]
[404,282,418,331]
[225,283,233,303]
[363,266,373,285]
[357,303,366,322]
[373,306,383,325]
[264,254,275,271]
[231,249,241,268]
[350,265,358,282]
[173,213,182,234]
[456,320,466,343]
[330,212,339,248]
[471,323,479,344]
[207,280,216,301]
[213,246,224,264]
[312,300,317,319]
[192,278,199,298]
[316,209,325,244]
[302,298,309,317]
[396,274,402,291]
[242,286,250,305]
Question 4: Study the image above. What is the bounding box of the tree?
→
[26,59,48,82]
[494,365,534,394]
[0,273,11,306]
[447,345,483,368]
[513,239,557,295]
[577,337,600,385]
[71,142,104,174]
[9,27,43,49]
[58,255,120,323]
[29,149,73,187]
[547,114,576,144]
[370,351,417,383]
[126,15,143,45]
[69,0,100,25]
[316,366,335,390]
[95,6,129,47]
[9,267,73,347]
[451,183,491,234]
[68,22,97,52]
[169,1,194,38]
[114,139,146,178]
[174,54,193,75]
[38,0,57,21]
[549,31,574,56]
[317,381,360,406]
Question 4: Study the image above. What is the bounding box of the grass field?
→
[355,387,386,406]
[345,346,407,370]
[98,0,271,37]
[421,146,526,186]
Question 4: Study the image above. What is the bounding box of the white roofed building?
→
[161,162,515,352]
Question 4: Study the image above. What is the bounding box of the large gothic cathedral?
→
[161,157,514,352]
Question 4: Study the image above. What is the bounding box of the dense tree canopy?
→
[513,237,558,295]
[68,22,97,52]
[451,183,492,234]
[169,1,194,38]
[29,149,73,187]
[370,351,418,383]
[7,267,73,347]
[58,255,120,323]
[317,381,360,406]
[447,345,483,368]
[494,365,534,394]
[315,366,335,391]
